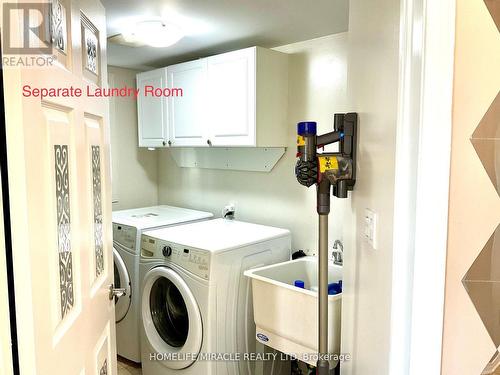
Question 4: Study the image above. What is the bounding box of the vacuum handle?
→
[316,131,343,148]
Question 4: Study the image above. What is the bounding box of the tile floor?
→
[117,357,142,375]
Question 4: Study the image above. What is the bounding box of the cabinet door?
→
[167,59,208,146]
[137,69,168,147]
[207,47,256,146]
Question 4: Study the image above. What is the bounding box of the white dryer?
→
[112,205,213,363]
[139,219,291,375]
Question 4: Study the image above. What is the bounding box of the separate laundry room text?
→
[21,84,184,99]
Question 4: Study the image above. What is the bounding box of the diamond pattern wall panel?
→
[485,0,500,32]
[482,351,500,374]
[463,225,500,346]
[463,3,500,373]
[471,92,500,196]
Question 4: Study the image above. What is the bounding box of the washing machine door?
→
[113,247,131,322]
[142,267,203,370]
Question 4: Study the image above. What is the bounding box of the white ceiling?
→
[103,0,349,70]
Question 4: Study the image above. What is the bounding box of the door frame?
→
[389,0,456,374]
[0,47,16,375]
[0,171,15,375]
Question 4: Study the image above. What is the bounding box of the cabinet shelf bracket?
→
[169,147,286,172]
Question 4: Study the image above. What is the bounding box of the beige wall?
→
[340,0,401,374]
[157,34,350,253]
[441,0,500,373]
[108,66,159,210]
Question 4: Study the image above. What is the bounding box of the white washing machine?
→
[112,205,213,363]
[139,218,291,375]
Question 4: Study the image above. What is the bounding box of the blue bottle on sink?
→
[294,280,305,289]
[328,280,343,295]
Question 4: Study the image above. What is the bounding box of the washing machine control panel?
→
[113,223,137,251]
[141,235,211,280]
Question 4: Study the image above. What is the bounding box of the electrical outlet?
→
[222,203,236,219]
[364,209,377,250]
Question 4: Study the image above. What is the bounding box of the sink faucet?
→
[332,240,343,266]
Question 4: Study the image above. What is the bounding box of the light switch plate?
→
[364,209,377,250]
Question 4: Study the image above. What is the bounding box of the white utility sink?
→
[244,257,342,368]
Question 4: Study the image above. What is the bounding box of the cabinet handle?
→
[168,140,172,146]
[207,139,212,146]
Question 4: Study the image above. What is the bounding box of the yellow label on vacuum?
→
[319,156,339,173]
[297,135,305,146]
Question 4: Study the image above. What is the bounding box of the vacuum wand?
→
[317,213,329,372]
[295,114,357,374]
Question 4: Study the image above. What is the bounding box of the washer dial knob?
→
[162,245,172,257]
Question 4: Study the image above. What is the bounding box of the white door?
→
[137,68,168,147]
[207,47,256,146]
[2,0,118,373]
[167,59,208,147]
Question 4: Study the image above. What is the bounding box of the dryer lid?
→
[112,205,213,230]
[144,218,290,253]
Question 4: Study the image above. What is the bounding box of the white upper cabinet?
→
[137,68,168,147]
[136,46,288,148]
[167,59,209,147]
[206,48,256,146]
[206,47,289,147]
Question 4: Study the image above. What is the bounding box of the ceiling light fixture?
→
[123,20,184,48]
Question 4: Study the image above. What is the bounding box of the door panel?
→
[137,69,168,147]
[167,59,208,146]
[85,114,107,292]
[95,323,112,374]
[42,103,82,335]
[207,48,256,146]
[3,0,117,374]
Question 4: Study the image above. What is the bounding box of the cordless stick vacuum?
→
[295,113,357,375]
